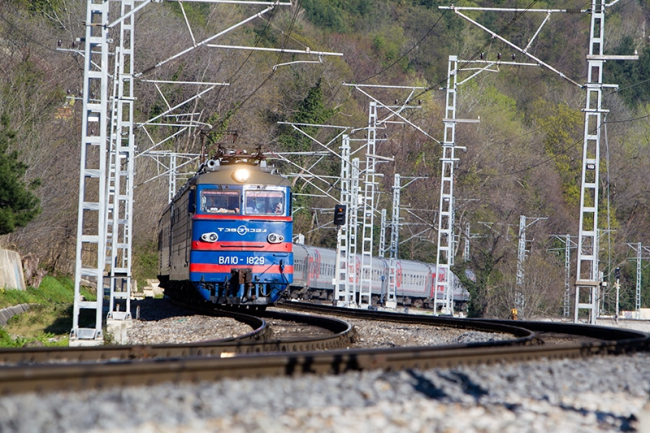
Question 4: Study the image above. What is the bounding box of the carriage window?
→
[243,190,285,215]
[201,190,240,214]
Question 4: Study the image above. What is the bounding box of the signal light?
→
[333,204,346,226]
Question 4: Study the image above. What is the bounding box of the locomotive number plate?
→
[217,256,266,265]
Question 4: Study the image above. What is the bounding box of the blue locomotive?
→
[158,149,293,307]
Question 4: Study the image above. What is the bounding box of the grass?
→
[0,276,96,347]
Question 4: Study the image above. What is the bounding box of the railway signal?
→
[333,204,346,226]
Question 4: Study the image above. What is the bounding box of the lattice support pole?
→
[434,56,459,315]
[168,153,177,203]
[379,209,387,258]
[71,0,111,345]
[359,102,378,308]
[627,242,650,316]
[106,0,136,323]
[575,1,606,325]
[334,135,354,306]
[347,157,361,306]
[564,234,573,318]
[515,216,546,318]
[385,174,401,309]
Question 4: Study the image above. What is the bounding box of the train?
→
[157,148,293,306]
[158,148,469,311]
[289,243,470,310]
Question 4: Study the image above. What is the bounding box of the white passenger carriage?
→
[289,244,469,310]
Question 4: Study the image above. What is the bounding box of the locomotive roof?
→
[194,163,292,187]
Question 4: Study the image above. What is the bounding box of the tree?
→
[0,113,40,235]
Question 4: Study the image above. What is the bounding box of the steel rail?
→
[277,301,649,343]
[0,329,646,395]
[0,310,353,365]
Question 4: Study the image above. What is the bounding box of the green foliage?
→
[453,257,502,318]
[205,108,238,148]
[165,2,209,28]
[533,100,583,205]
[133,241,160,289]
[605,37,650,110]
[0,114,41,234]
[301,0,380,33]
[0,275,86,308]
[276,79,335,227]
[0,276,87,347]
[10,0,64,18]
[277,79,334,154]
[371,26,410,72]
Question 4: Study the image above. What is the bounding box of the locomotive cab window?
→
[243,188,285,215]
[201,190,240,214]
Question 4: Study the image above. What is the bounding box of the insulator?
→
[480,52,484,59]
[511,53,516,60]
[497,53,501,60]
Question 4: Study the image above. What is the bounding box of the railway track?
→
[0,301,647,396]
[0,308,353,366]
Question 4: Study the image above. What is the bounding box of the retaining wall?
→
[0,304,31,326]
[0,248,26,290]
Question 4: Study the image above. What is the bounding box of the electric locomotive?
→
[158,148,293,306]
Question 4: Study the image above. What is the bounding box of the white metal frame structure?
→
[71,0,337,344]
[441,3,636,323]
[432,55,535,315]
[334,135,355,306]
[106,0,136,322]
[514,216,546,318]
[386,174,401,309]
[70,0,110,345]
[386,173,426,309]
[574,1,607,324]
[434,56,460,315]
[574,0,637,323]
[358,102,378,308]
[551,234,577,318]
[628,242,650,315]
[379,209,388,258]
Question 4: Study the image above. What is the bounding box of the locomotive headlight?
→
[267,233,284,244]
[233,168,250,183]
[201,232,218,242]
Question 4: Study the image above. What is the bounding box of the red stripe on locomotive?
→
[190,264,294,274]
[193,214,291,222]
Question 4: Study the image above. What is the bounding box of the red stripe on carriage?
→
[193,214,291,222]
[190,264,294,274]
[192,241,292,252]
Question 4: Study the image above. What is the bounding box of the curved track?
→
[0,308,353,366]
[0,303,647,395]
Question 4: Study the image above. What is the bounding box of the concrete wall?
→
[0,304,30,326]
[0,248,26,290]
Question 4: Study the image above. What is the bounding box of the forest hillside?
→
[1,0,650,318]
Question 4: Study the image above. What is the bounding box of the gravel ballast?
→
[1,353,649,432]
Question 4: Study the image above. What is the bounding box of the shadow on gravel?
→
[436,371,489,401]
[407,371,448,400]
[130,298,197,321]
[558,405,636,431]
